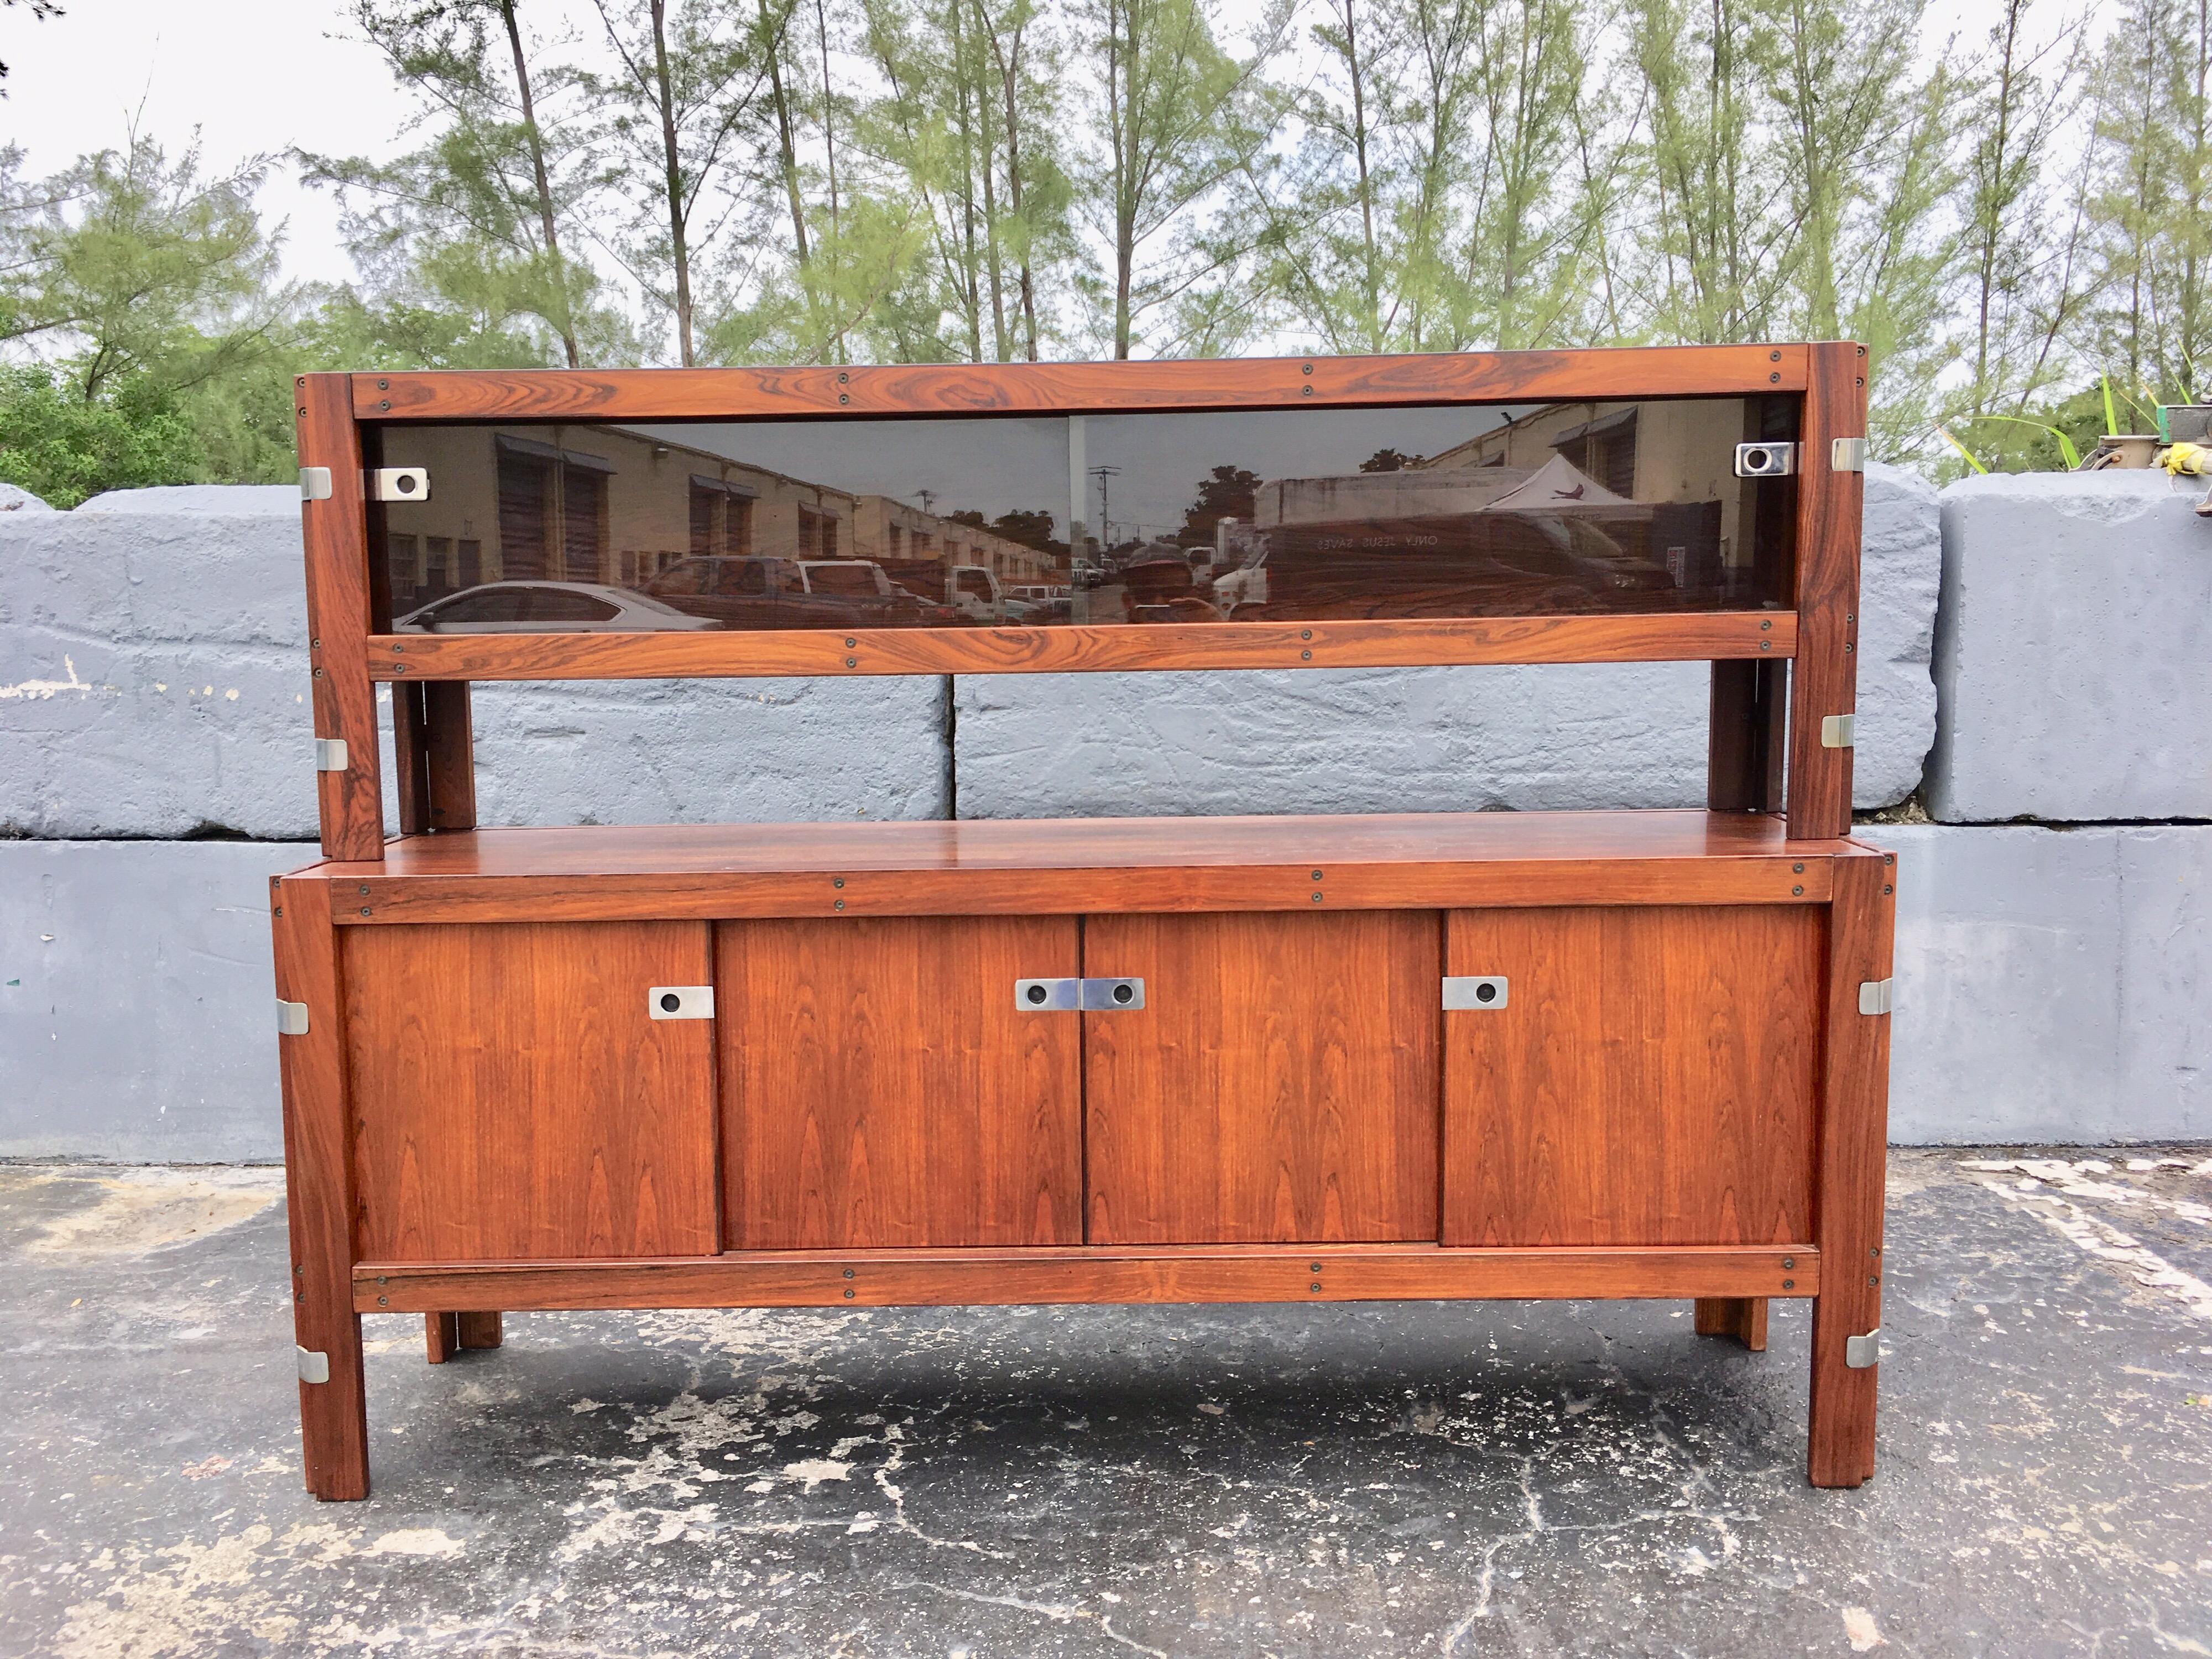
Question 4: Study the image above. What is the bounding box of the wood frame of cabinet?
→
[276,343,1891,1503]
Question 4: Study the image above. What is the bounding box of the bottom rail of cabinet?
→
[353,1244,1817,1313]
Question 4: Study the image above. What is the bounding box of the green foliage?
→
[0,365,200,508]
[1178,463,1258,544]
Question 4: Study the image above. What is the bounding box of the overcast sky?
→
[2,0,2092,303]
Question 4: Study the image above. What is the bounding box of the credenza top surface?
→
[310,810,1857,882]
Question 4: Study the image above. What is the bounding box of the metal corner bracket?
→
[276,999,311,1036]
[1820,713,1855,749]
[314,738,349,774]
[1857,978,1895,1016]
[299,467,332,502]
[296,1345,331,1384]
[1831,437,1869,472]
[1844,1328,1881,1369]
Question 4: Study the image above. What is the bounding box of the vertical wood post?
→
[1808,847,1896,1486]
[1786,343,1869,840]
[1693,1295,1770,1350]
[297,374,386,860]
[272,870,371,1500]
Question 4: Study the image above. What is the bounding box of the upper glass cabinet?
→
[370,397,1796,634]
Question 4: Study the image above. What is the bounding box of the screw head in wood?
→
[1301,650,1312,660]
[843,1267,855,1278]
[1770,349,1781,361]
[1884,884,1893,895]
[1793,863,1804,873]
[361,907,372,917]
[1782,1258,1794,1269]
[1792,885,1803,896]
[1868,1275,1880,1286]
[843,1288,855,1298]
[833,899,844,911]
[1782,1279,1794,1290]
[1310,1262,1322,1272]
[839,393,849,405]
[378,379,389,390]
[1760,641,1770,651]
[845,658,857,668]
[845,638,856,648]
[1310,871,1323,882]
[379,400,390,410]
[1310,1282,1322,1292]
[1769,372,1780,383]
[1311,891,1323,902]
[1302,386,1312,397]
[1301,362,1312,375]
[377,1295,388,1306]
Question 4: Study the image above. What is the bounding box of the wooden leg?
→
[427,1311,502,1363]
[1807,851,1895,1488]
[274,872,372,1500]
[425,1312,460,1364]
[1693,1296,1768,1350]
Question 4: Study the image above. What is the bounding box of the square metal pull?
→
[276,1000,311,1036]
[1844,1328,1881,1369]
[314,738,349,773]
[1858,978,1895,1016]
[299,467,332,502]
[296,1345,331,1384]
[649,986,714,1020]
[1820,713,1855,749]
[1442,975,1509,1010]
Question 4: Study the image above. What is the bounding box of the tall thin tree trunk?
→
[816,0,846,362]
[987,15,1039,358]
[1339,0,1380,352]
[499,0,580,367]
[762,0,812,269]
[648,0,695,366]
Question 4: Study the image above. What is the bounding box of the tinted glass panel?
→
[375,399,1794,632]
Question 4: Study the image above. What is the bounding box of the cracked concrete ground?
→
[3,1151,2210,1658]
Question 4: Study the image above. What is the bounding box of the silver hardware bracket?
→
[1820,713,1856,749]
[1014,977,1146,1011]
[1442,975,1510,1011]
[1858,978,1896,1016]
[1844,1328,1881,1369]
[1015,977,1081,1011]
[276,1000,311,1036]
[297,1345,331,1384]
[1832,436,1869,472]
[367,466,430,503]
[1081,977,1145,1011]
[649,985,714,1021]
[299,466,332,502]
[314,738,349,773]
[1734,441,1798,479]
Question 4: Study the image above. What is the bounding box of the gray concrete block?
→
[1881,821,2210,1142]
[74,484,300,515]
[1,488,949,837]
[0,840,298,1162]
[1928,469,2212,822]
[957,466,1940,818]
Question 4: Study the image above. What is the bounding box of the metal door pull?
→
[1015,977,1145,1011]
[1442,975,1509,1010]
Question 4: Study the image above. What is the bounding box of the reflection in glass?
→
[374,398,1792,633]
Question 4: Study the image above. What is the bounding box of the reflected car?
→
[395,582,717,632]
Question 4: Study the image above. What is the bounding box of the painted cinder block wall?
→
[1,465,2206,1158]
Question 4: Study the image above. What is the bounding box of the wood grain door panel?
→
[717,916,1081,1249]
[1442,905,1820,1246]
[346,921,718,1261]
[1084,911,1440,1244]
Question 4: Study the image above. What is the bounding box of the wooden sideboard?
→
[274,345,1892,1500]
